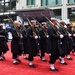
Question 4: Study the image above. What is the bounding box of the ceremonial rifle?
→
[41,14,61,36]
[26,17,37,37]
[7,15,21,37]
[33,18,49,37]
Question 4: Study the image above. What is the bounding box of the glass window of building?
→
[68,8,75,21]
[0,0,4,12]
[41,0,62,6]
[5,0,10,2]
[47,0,56,6]
[4,1,10,12]
[5,0,16,12]
[41,0,47,6]
[68,0,75,3]
[11,0,16,10]
[27,0,35,5]
[53,9,61,19]
[0,0,16,13]
[56,0,62,4]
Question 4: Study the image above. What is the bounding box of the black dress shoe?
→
[2,56,5,59]
[67,58,73,60]
[37,54,40,56]
[42,60,47,62]
[29,64,36,68]
[40,56,42,59]
[59,58,61,61]
[16,59,21,63]
[61,62,68,65]
[72,50,74,53]
[50,68,58,72]
[13,62,18,65]
[0,58,3,61]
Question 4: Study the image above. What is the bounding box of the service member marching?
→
[71,25,75,55]
[66,23,73,60]
[11,21,22,64]
[27,19,39,68]
[39,22,48,62]
[47,18,60,72]
[54,19,68,65]
[60,21,73,60]
[0,24,9,60]
[21,22,29,59]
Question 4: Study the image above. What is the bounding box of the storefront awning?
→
[8,8,55,22]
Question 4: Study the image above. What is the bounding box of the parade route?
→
[0,42,74,75]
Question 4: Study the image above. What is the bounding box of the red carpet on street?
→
[0,42,75,75]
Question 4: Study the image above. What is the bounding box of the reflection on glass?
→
[57,0,62,4]
[27,0,35,5]
[0,0,16,12]
[5,0,10,2]
[68,0,75,3]
[41,0,62,6]
[41,0,47,6]
[5,3,9,6]
[47,0,56,6]
[1,0,4,3]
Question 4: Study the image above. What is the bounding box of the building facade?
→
[0,0,75,23]
[0,0,16,23]
[16,0,75,21]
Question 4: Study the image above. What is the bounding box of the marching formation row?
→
[0,16,75,72]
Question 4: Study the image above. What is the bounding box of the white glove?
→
[35,36,38,39]
[64,25,67,28]
[46,35,49,38]
[73,34,75,37]
[20,35,23,38]
[60,34,64,39]
[60,42,62,44]
[49,53,51,56]
[68,34,72,37]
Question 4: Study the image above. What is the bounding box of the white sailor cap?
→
[3,26,6,29]
[24,22,28,25]
[51,17,57,21]
[14,21,21,24]
[60,20,64,22]
[41,22,47,25]
[31,20,36,23]
[0,24,3,28]
[62,19,70,24]
[66,22,71,24]
[57,19,61,22]
[0,23,3,26]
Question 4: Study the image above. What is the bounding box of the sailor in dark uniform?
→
[11,21,22,64]
[39,22,49,62]
[54,20,68,65]
[27,20,38,68]
[22,22,29,59]
[47,18,64,72]
[62,21,73,60]
[72,25,75,55]
[0,24,9,60]
[34,24,41,57]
